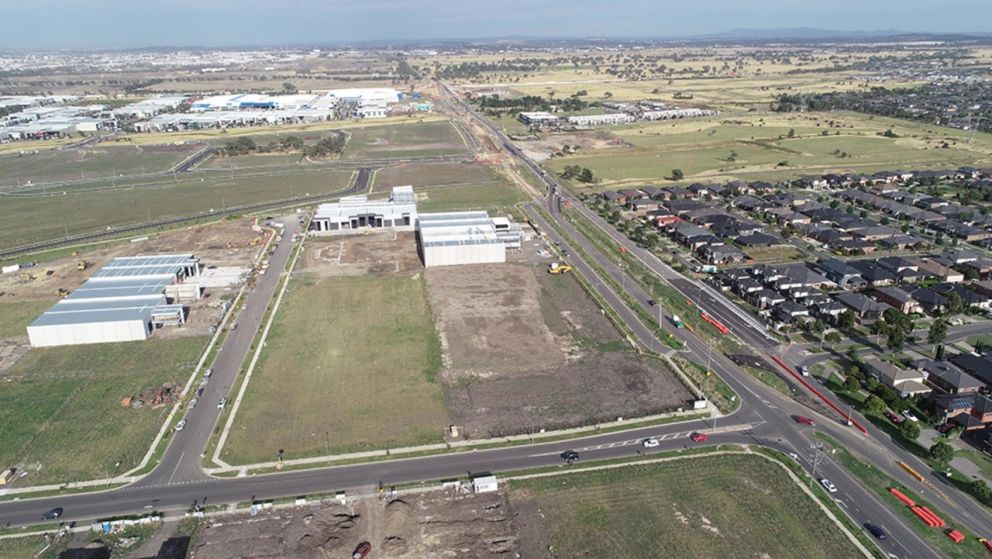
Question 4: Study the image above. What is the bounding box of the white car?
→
[642,437,660,448]
[204,368,214,378]
[175,418,188,432]
[188,398,198,409]
[217,398,227,410]
[819,478,838,493]
[901,410,919,422]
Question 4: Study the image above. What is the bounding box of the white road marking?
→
[167,451,186,484]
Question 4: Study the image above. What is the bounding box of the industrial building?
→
[517,111,559,127]
[416,211,507,268]
[311,186,418,234]
[27,254,202,348]
[566,113,636,127]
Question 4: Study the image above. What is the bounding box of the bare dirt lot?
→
[427,250,693,439]
[518,130,631,162]
[188,489,518,559]
[298,231,423,278]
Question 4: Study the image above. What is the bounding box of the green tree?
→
[844,375,860,392]
[900,420,920,441]
[887,328,906,351]
[837,310,856,329]
[577,167,594,183]
[946,291,965,315]
[787,128,796,138]
[864,395,886,415]
[929,440,954,465]
[671,169,684,181]
[972,479,992,503]
[928,319,948,345]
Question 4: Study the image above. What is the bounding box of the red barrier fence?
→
[700,312,730,334]
[911,506,940,527]
[889,487,916,507]
[947,530,964,543]
[919,506,945,527]
[768,355,868,434]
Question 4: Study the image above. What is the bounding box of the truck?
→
[694,265,718,274]
[672,314,685,328]
[548,262,573,274]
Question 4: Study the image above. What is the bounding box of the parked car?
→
[217,398,227,410]
[560,450,580,463]
[901,410,919,422]
[690,432,709,443]
[647,299,657,307]
[41,507,63,520]
[642,437,660,448]
[188,398,198,409]
[819,478,838,493]
[204,368,213,379]
[793,415,815,426]
[175,418,188,432]
[885,410,903,424]
[799,365,810,376]
[864,522,887,540]
[352,541,372,559]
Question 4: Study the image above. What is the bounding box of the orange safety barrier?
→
[899,461,925,482]
[910,506,940,528]
[946,530,964,543]
[888,487,916,507]
[699,312,730,334]
[919,506,945,527]
[767,355,869,434]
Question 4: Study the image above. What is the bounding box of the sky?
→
[4,0,991,49]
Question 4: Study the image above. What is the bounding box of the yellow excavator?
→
[76,261,88,271]
[548,262,573,274]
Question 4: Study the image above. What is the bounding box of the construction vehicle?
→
[56,288,70,297]
[548,262,573,274]
[76,260,88,271]
[249,237,262,247]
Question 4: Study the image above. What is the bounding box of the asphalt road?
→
[0,87,972,558]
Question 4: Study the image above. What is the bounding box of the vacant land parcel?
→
[427,261,692,438]
[372,161,526,214]
[512,453,865,559]
[541,111,992,188]
[222,232,449,463]
[342,120,468,160]
[0,336,206,485]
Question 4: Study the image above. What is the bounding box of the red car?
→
[793,415,815,426]
[352,542,371,559]
[886,411,903,424]
[690,432,709,443]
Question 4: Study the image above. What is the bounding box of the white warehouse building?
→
[416,211,507,268]
[311,186,417,233]
[27,254,201,348]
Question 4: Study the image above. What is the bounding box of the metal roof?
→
[30,254,198,330]
[417,211,503,248]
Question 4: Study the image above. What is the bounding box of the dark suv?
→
[864,523,887,540]
[560,450,580,463]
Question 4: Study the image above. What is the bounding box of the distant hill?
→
[702,27,912,40]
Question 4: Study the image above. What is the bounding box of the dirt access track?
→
[427,254,692,439]
[517,130,631,162]
[188,489,518,559]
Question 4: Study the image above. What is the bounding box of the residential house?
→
[912,358,984,395]
[906,287,948,314]
[949,354,992,387]
[736,232,784,248]
[751,288,786,309]
[626,198,660,214]
[865,357,931,397]
[818,258,866,290]
[773,300,810,323]
[849,260,899,286]
[699,244,746,265]
[912,257,965,283]
[871,286,923,315]
[835,292,887,322]
[931,283,992,310]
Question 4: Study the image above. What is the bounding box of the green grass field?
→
[222,273,448,463]
[371,161,527,214]
[0,535,50,559]
[342,120,468,160]
[0,168,353,250]
[539,112,992,188]
[0,145,201,189]
[511,453,865,559]
[0,336,207,485]
[0,300,56,339]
